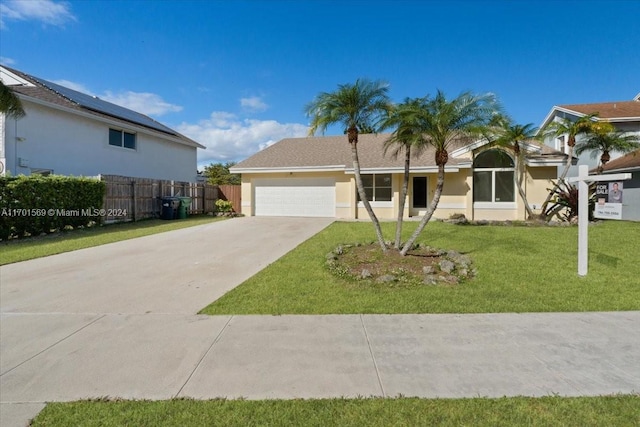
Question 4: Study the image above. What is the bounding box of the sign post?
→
[567,165,631,276]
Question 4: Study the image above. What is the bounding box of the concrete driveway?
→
[1,216,334,315]
[0,216,334,425]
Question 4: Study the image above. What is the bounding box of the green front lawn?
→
[201,220,640,314]
[31,395,640,427]
[0,215,225,265]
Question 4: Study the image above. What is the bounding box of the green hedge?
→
[0,175,105,240]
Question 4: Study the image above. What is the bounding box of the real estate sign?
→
[594,181,624,220]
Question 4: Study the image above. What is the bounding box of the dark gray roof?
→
[3,66,203,148]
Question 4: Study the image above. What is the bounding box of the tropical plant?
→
[305,79,393,252]
[398,90,500,256]
[539,114,598,216]
[575,129,640,173]
[0,80,26,119]
[491,120,541,219]
[382,97,428,249]
[543,179,596,222]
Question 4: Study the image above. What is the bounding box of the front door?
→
[412,177,428,208]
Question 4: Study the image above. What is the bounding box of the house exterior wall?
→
[240,165,556,221]
[620,171,640,221]
[2,99,197,182]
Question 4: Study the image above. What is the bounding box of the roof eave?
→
[230,165,347,174]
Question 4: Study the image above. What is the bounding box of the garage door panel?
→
[254,178,335,217]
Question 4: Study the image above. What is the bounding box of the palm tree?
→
[382,97,428,249]
[576,129,640,173]
[540,114,597,216]
[399,90,500,256]
[0,81,26,119]
[492,121,541,219]
[305,79,392,252]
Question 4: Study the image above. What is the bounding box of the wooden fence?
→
[100,174,240,223]
[217,184,242,213]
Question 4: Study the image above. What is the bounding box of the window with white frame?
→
[359,174,392,202]
[557,135,566,153]
[473,150,515,204]
[109,128,136,149]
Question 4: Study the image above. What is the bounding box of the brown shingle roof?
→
[233,134,565,171]
[601,149,640,172]
[559,100,640,119]
[233,133,472,170]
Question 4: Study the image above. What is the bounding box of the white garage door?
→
[254,178,335,217]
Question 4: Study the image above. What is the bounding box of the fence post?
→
[131,180,137,222]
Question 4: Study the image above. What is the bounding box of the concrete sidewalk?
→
[1,217,639,425]
[2,312,639,426]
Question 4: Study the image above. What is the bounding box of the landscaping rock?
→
[422,266,434,274]
[376,274,396,283]
[361,269,372,279]
[423,274,438,285]
[439,259,456,274]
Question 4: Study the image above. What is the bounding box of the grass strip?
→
[32,395,640,427]
[201,220,640,314]
[0,215,225,265]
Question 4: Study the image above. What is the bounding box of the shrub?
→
[215,199,234,213]
[0,175,105,240]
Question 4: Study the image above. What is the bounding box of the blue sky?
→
[1,0,639,168]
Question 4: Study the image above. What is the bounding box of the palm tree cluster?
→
[306,80,501,255]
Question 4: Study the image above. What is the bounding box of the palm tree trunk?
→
[540,145,574,218]
[351,141,387,252]
[516,163,535,219]
[394,148,411,249]
[400,163,445,256]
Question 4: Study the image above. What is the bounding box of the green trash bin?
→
[177,197,192,219]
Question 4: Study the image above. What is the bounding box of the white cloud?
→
[0,0,76,29]
[177,111,308,165]
[240,96,268,112]
[0,56,16,65]
[101,91,183,116]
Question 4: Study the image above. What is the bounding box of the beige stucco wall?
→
[241,165,557,221]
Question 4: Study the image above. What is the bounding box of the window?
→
[109,129,136,149]
[557,135,566,153]
[359,174,392,202]
[473,150,515,204]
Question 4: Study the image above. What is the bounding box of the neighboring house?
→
[539,93,640,177]
[0,66,204,182]
[598,149,640,221]
[231,134,567,220]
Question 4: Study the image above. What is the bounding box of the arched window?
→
[473,149,515,205]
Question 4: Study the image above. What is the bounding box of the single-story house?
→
[598,149,640,221]
[231,133,569,221]
[539,93,640,177]
[0,65,204,182]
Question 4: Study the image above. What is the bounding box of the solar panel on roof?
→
[29,76,177,136]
